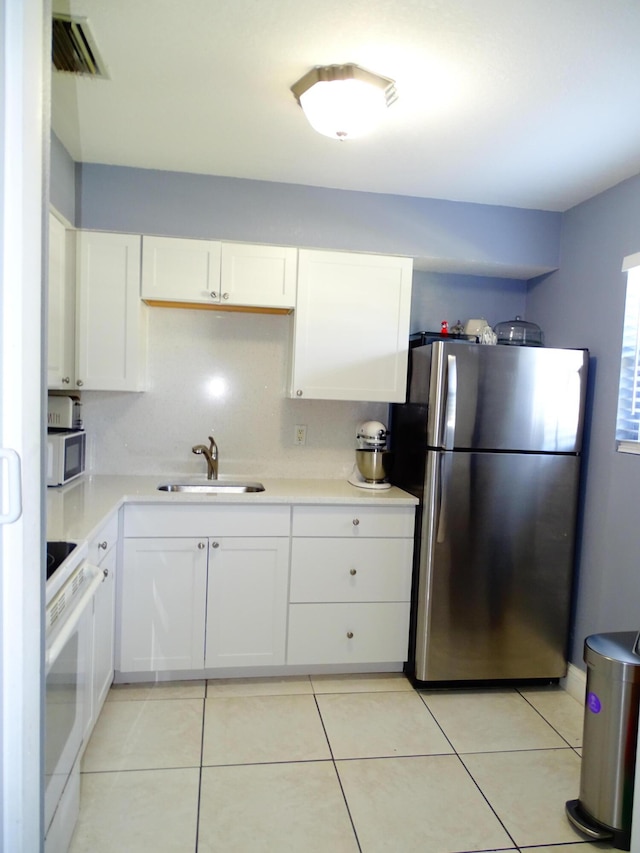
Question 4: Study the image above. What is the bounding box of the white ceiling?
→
[51,0,640,212]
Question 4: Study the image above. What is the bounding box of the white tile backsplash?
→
[82,307,388,478]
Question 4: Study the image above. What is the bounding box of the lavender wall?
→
[527,172,640,666]
[75,163,560,279]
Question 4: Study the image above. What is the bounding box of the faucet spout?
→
[191,435,219,480]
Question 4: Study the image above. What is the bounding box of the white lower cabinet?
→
[205,537,289,667]
[287,603,411,665]
[117,501,414,676]
[83,512,118,747]
[287,505,414,666]
[119,504,290,675]
[120,538,208,672]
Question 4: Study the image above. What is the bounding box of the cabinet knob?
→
[346,631,354,639]
[210,291,218,299]
[62,376,70,384]
[211,541,220,549]
[352,518,360,526]
[222,292,229,300]
[98,540,108,550]
[296,390,303,397]
[76,380,84,387]
[349,568,357,576]
[198,541,206,550]
[102,568,109,579]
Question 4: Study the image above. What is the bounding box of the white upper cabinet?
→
[290,249,413,402]
[220,243,297,309]
[141,236,221,304]
[75,231,147,391]
[47,213,76,389]
[141,235,297,310]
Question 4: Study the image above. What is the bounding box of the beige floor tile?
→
[337,755,514,852]
[519,685,585,747]
[462,748,584,846]
[107,680,206,701]
[82,699,203,772]
[69,768,199,852]
[206,675,313,697]
[422,688,569,753]
[202,694,331,765]
[198,761,358,852]
[317,691,453,759]
[311,672,414,694]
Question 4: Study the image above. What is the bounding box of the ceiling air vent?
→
[52,14,107,77]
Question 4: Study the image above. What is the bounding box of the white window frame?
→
[616,252,640,454]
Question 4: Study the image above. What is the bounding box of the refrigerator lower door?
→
[414,450,580,682]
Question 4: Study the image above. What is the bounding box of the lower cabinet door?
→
[287,602,411,665]
[92,546,116,716]
[205,537,289,668]
[120,538,208,672]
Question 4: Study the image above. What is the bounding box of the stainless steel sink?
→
[157,481,264,494]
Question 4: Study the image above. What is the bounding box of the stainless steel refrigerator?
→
[391,340,589,684]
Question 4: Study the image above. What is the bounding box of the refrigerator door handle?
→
[435,452,449,544]
[444,354,457,450]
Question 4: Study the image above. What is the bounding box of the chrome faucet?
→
[192,435,218,480]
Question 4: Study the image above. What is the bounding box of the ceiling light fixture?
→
[290,64,397,140]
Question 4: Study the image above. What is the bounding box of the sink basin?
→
[157,481,264,494]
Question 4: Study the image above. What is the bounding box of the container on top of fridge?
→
[494,316,544,346]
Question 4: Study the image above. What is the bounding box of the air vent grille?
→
[52,14,106,77]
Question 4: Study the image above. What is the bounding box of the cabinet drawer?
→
[88,512,119,565]
[287,603,410,665]
[124,504,290,537]
[290,538,412,603]
[292,505,414,538]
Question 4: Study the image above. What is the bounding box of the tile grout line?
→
[516,688,583,750]
[415,688,521,850]
[193,686,208,852]
[312,692,363,853]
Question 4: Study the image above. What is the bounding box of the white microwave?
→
[47,431,86,487]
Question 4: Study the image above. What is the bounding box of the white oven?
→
[45,556,102,852]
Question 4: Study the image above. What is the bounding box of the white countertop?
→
[46,474,418,543]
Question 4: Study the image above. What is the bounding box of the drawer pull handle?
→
[352,518,360,526]
[98,541,108,550]
[346,631,354,639]
[198,542,206,550]
[349,568,357,576]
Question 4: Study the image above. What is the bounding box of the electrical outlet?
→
[294,424,307,446]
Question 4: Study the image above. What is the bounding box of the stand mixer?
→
[347,420,392,490]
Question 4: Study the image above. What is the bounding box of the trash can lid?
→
[584,631,640,682]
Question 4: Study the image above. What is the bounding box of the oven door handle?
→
[46,565,103,670]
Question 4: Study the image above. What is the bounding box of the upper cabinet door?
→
[47,213,76,389]
[290,250,413,402]
[220,243,297,309]
[141,235,222,305]
[75,231,147,392]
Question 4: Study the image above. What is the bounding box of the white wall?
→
[81,307,388,479]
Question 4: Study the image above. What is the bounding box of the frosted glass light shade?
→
[291,64,397,140]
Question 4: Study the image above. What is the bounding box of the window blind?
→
[616,259,640,450]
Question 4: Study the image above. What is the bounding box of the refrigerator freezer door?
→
[413,341,588,453]
[414,449,580,682]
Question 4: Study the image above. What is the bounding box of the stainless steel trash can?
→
[566,631,640,850]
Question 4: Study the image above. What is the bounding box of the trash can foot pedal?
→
[565,799,614,841]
